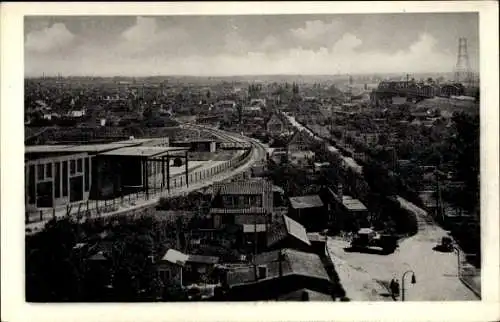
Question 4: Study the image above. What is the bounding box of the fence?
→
[26,146,254,228]
[458,253,481,299]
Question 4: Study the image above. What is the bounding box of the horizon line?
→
[25,71,470,79]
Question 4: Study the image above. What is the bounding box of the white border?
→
[1,2,499,322]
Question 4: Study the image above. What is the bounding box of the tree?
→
[362,162,398,196]
[448,112,480,212]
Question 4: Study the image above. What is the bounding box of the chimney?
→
[337,183,343,201]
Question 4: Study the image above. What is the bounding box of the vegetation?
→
[26,215,185,302]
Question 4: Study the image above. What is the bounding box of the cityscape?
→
[24,14,481,302]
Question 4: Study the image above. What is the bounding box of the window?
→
[62,161,68,196]
[77,158,83,172]
[84,158,90,192]
[238,195,246,207]
[46,163,52,178]
[37,164,44,180]
[55,162,61,198]
[70,160,76,175]
[253,195,263,207]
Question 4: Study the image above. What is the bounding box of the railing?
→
[26,138,256,228]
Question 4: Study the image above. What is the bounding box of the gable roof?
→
[289,195,324,209]
[226,248,329,287]
[266,113,284,126]
[286,129,314,149]
[162,249,189,266]
[267,215,311,248]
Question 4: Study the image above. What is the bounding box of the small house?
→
[221,248,333,301]
[288,195,327,232]
[157,249,189,287]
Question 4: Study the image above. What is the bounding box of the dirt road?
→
[327,201,480,301]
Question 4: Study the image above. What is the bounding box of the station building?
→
[25,137,188,212]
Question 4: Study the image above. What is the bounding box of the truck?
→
[350,228,399,254]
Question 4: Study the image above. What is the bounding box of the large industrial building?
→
[25,137,189,213]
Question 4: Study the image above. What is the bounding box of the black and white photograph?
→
[1,2,499,322]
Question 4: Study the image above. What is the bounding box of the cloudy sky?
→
[24,13,479,76]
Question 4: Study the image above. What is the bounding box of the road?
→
[284,112,480,300]
[326,205,479,301]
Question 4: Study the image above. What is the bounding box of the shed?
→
[288,195,327,232]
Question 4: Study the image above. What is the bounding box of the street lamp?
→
[401,270,417,301]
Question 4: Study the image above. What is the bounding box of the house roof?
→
[88,251,108,261]
[25,145,78,154]
[209,207,268,215]
[213,180,272,195]
[272,185,284,194]
[162,249,189,266]
[307,233,327,243]
[100,146,188,157]
[187,254,220,265]
[226,248,329,287]
[342,196,368,212]
[289,195,324,209]
[267,215,311,248]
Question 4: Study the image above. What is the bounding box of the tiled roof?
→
[226,248,329,287]
[213,180,272,195]
[289,195,324,209]
[209,207,268,215]
[267,215,311,247]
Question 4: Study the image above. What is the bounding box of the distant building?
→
[68,108,87,118]
[171,139,217,153]
[286,130,316,166]
[266,114,286,136]
[250,98,267,108]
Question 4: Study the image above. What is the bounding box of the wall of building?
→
[25,153,91,209]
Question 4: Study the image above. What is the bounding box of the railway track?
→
[25,124,266,235]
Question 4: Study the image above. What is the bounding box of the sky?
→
[24,13,479,77]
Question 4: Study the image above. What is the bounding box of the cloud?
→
[290,20,343,41]
[223,31,251,54]
[25,23,75,54]
[118,17,189,55]
[25,31,455,77]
